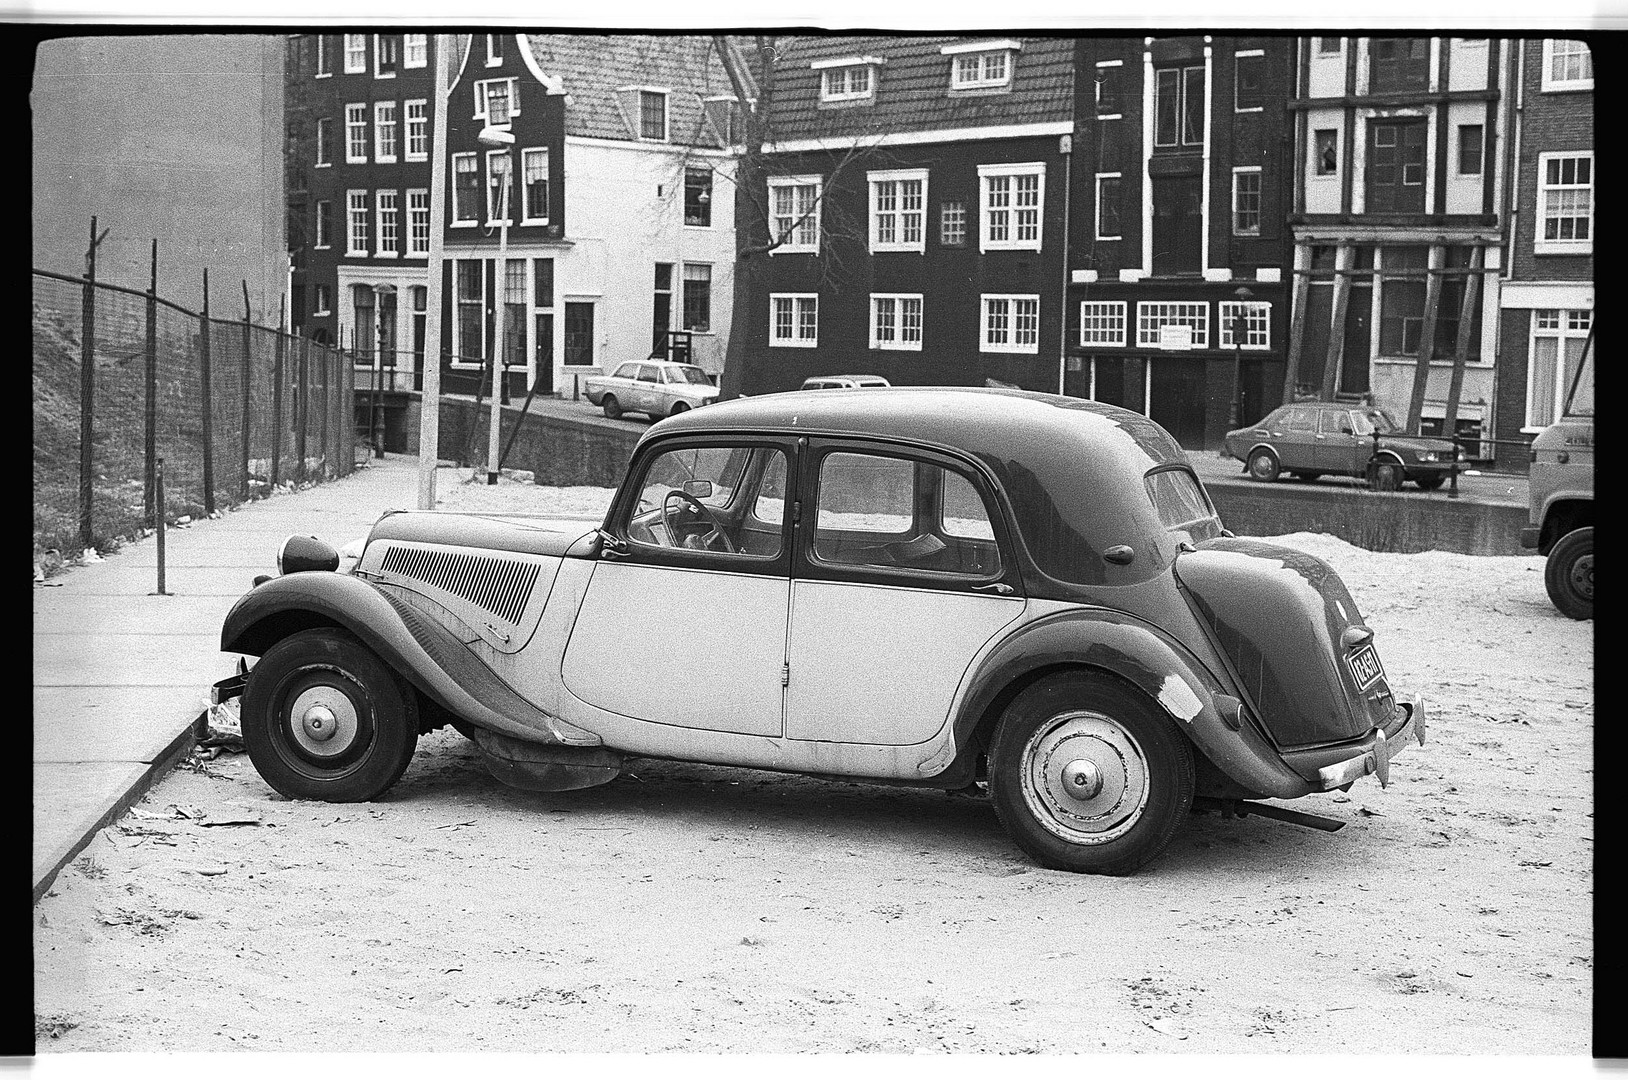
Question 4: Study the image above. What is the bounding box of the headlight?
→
[1416,451,1440,463]
[277,534,340,575]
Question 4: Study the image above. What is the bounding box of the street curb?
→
[32,711,207,906]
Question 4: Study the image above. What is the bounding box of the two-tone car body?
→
[583,360,718,421]
[1224,402,1464,491]
[217,388,1423,875]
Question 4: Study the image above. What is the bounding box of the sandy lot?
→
[33,473,1592,1054]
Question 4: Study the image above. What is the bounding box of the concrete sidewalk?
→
[32,454,426,903]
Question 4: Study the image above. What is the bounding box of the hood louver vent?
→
[379,545,540,625]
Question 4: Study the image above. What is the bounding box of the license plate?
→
[1347,643,1384,691]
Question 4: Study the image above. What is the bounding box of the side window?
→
[1320,410,1353,435]
[638,365,660,383]
[1283,407,1317,432]
[812,451,1002,577]
[625,445,786,558]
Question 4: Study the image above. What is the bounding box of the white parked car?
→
[800,374,891,390]
[584,360,718,421]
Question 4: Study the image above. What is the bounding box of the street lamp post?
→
[373,283,396,458]
[1228,285,1254,429]
[478,124,515,486]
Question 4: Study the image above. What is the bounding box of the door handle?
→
[972,582,1015,596]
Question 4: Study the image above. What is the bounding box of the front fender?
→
[951,608,1312,799]
[221,573,599,748]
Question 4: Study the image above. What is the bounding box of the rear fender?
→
[950,609,1311,799]
[220,573,599,748]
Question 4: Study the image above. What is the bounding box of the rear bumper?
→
[1314,695,1426,790]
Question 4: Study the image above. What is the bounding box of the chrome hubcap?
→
[1020,711,1150,845]
[288,685,359,758]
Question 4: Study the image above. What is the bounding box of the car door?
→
[1314,408,1363,474]
[783,441,1026,747]
[561,439,796,738]
[1273,405,1319,472]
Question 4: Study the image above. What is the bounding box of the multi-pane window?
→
[819,63,874,102]
[685,166,713,227]
[870,294,924,350]
[404,34,427,69]
[314,199,332,249]
[315,35,333,77]
[1457,124,1484,176]
[405,100,428,160]
[476,79,517,124]
[1232,168,1262,236]
[1095,61,1123,117]
[345,103,367,162]
[375,34,398,77]
[502,261,526,369]
[1095,173,1122,239]
[1234,51,1264,111]
[313,283,332,316]
[1136,302,1209,348]
[940,201,967,246]
[314,116,332,166]
[769,294,818,347]
[869,170,927,252]
[1079,301,1127,346]
[452,153,479,225]
[487,151,513,223]
[1527,309,1592,428]
[947,44,1015,90]
[374,101,398,162]
[1154,66,1205,148]
[768,177,821,253]
[1542,39,1593,90]
[1218,301,1271,349]
[343,34,367,74]
[981,295,1040,353]
[455,261,483,364]
[411,285,427,368]
[1537,153,1593,252]
[407,189,429,255]
[640,91,668,140]
[346,190,369,255]
[682,263,711,332]
[1378,246,1428,355]
[1368,38,1430,93]
[979,163,1044,251]
[1433,246,1484,361]
[376,190,399,256]
[522,148,550,223]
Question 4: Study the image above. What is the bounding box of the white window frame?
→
[1535,151,1593,255]
[521,147,550,225]
[1541,39,1593,91]
[638,89,669,141]
[1234,49,1265,113]
[1231,166,1262,237]
[870,293,924,351]
[346,190,369,256]
[1136,301,1210,348]
[403,34,427,69]
[373,34,397,79]
[1218,301,1271,350]
[375,190,399,258]
[314,116,332,167]
[451,152,478,226]
[315,35,332,78]
[486,34,503,67]
[940,201,967,246]
[373,101,398,164]
[404,99,428,161]
[1095,172,1122,240]
[313,283,332,316]
[1079,301,1127,347]
[943,39,1021,90]
[313,199,332,249]
[1525,308,1593,430]
[768,175,822,255]
[814,56,883,103]
[345,103,367,163]
[981,294,1041,354]
[978,162,1044,253]
[868,168,929,253]
[406,189,429,256]
[475,78,519,124]
[343,33,367,74]
[486,150,514,226]
[769,293,819,347]
[1094,59,1124,120]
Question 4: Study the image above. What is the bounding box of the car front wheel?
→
[988,672,1195,875]
[1368,458,1403,491]
[1544,526,1593,620]
[241,628,419,802]
[1247,448,1280,483]
[601,395,622,420]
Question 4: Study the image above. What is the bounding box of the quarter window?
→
[979,163,1044,252]
[981,294,1040,354]
[1536,152,1593,253]
[870,294,924,350]
[770,294,818,347]
[869,170,928,252]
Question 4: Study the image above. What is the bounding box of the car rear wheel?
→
[601,395,622,420]
[1247,448,1280,483]
[1544,526,1593,620]
[988,672,1195,876]
[241,628,419,802]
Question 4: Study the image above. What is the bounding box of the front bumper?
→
[1315,695,1426,790]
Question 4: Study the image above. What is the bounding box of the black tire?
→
[1368,458,1403,492]
[601,395,621,420]
[1544,527,1593,620]
[241,628,419,802]
[1247,448,1280,483]
[1414,474,1446,491]
[669,401,691,417]
[987,672,1195,876]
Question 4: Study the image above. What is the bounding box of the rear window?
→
[1145,468,1222,543]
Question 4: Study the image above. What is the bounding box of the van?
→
[1521,329,1593,619]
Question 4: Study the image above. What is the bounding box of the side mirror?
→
[682,479,713,499]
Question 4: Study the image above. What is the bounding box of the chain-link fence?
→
[34,268,358,563]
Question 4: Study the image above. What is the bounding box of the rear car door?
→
[783,441,1026,746]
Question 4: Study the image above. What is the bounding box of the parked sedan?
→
[584,360,717,421]
[1224,402,1464,491]
[800,374,892,390]
[216,388,1423,876]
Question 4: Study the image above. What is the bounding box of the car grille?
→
[378,544,540,625]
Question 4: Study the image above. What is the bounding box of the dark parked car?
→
[216,388,1423,875]
[1224,402,1464,491]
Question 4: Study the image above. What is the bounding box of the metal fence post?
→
[319,342,330,478]
[200,269,215,516]
[240,280,252,500]
[296,339,308,484]
[152,457,170,597]
[1448,435,1461,500]
[271,298,285,488]
[144,239,158,529]
[78,215,100,552]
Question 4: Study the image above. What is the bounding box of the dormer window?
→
[943,39,1021,91]
[475,78,519,124]
[813,56,884,103]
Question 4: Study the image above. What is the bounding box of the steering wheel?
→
[661,490,738,554]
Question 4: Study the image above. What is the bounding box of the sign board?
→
[1158,325,1195,351]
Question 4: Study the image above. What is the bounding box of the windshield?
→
[1351,408,1402,436]
[1562,330,1594,418]
[1144,468,1223,543]
[670,366,713,386]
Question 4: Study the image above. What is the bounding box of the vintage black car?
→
[216,388,1423,875]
